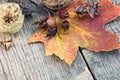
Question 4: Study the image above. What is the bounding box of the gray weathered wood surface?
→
[0,0,120,80]
[82,17,120,80]
[82,0,120,80]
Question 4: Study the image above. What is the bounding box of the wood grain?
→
[0,18,94,80]
[0,0,94,80]
[82,0,120,80]
[1,0,120,80]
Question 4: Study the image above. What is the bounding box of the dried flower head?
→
[75,1,100,18]
[0,3,24,34]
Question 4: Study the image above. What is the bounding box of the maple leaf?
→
[28,0,120,65]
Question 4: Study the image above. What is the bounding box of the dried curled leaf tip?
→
[0,3,24,34]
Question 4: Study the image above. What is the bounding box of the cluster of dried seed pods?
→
[29,1,99,41]
[58,9,70,31]
[34,16,57,38]
[34,9,70,38]
[75,1,100,18]
[32,1,100,40]
[33,1,100,39]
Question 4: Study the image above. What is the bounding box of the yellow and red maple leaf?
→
[28,0,120,65]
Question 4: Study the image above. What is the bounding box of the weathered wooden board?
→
[1,0,120,80]
[0,0,94,80]
[82,0,120,80]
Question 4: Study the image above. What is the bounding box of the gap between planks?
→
[79,47,96,80]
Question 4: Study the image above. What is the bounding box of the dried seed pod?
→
[62,20,70,31]
[46,16,56,27]
[58,9,69,19]
[46,26,57,37]
[0,3,24,34]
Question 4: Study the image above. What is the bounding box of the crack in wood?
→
[79,47,96,80]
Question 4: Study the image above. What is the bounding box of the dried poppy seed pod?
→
[0,3,24,34]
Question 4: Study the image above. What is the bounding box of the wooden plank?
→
[0,0,94,80]
[82,49,120,80]
[0,59,8,80]
[0,17,94,80]
[82,0,120,80]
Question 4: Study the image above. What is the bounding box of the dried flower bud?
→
[58,9,69,19]
[62,20,70,31]
[46,17,56,27]
[46,26,57,37]
[0,3,24,34]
